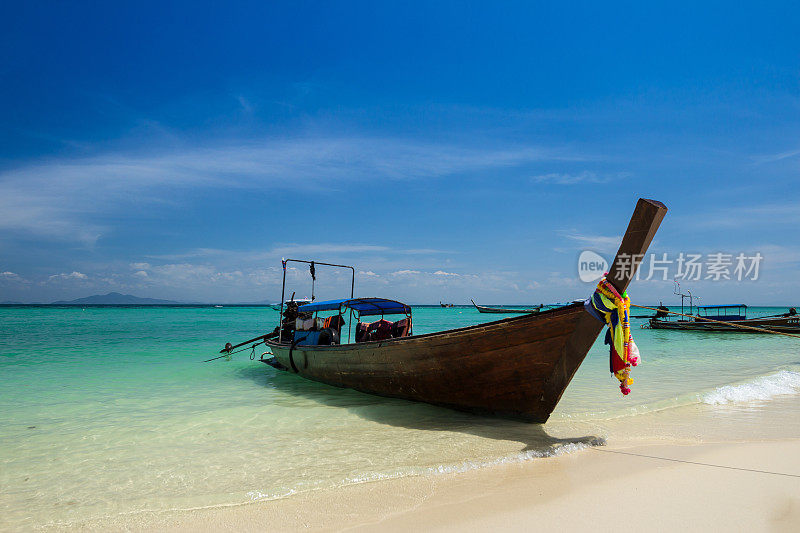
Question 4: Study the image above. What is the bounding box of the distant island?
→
[0,293,280,305]
[50,292,181,305]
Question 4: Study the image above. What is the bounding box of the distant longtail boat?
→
[649,304,800,333]
[470,300,543,314]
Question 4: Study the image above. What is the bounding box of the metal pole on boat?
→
[310,261,316,302]
[278,259,357,343]
[348,267,355,343]
[279,260,287,343]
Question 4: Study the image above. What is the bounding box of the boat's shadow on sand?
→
[236,364,604,453]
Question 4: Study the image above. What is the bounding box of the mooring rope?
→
[202,340,267,362]
[591,448,800,478]
[632,304,800,340]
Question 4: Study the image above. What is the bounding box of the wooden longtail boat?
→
[471,299,543,314]
[264,199,667,422]
[649,304,800,333]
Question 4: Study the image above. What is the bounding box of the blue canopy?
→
[298,297,411,316]
[697,304,747,309]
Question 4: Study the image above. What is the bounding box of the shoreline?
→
[53,438,800,532]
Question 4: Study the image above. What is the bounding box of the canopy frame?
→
[279,259,355,343]
[297,297,412,343]
[299,297,411,316]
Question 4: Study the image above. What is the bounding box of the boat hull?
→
[267,302,599,422]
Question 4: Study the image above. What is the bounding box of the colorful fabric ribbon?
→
[590,277,640,395]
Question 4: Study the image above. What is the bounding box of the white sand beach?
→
[66,439,800,532]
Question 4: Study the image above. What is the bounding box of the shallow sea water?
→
[1,305,799,529]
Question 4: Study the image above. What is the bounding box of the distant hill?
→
[51,292,181,305]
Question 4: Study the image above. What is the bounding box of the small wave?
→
[331,441,597,487]
[701,370,800,405]
[245,438,604,503]
[424,439,604,473]
[412,438,603,478]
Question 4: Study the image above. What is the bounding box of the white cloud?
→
[0,136,566,244]
[561,232,621,254]
[3,259,589,304]
[756,244,800,266]
[708,202,800,228]
[144,249,237,261]
[236,95,254,114]
[400,248,454,254]
[270,244,390,256]
[672,202,800,230]
[47,271,88,282]
[751,148,800,164]
[140,263,254,287]
[145,244,452,264]
[149,263,217,282]
[545,272,580,288]
[0,271,30,287]
[531,171,629,185]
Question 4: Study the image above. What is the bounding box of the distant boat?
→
[470,299,543,314]
[649,304,800,332]
[440,301,454,308]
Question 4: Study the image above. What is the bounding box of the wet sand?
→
[66,439,800,532]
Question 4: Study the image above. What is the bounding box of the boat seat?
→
[392,318,411,338]
[368,319,394,341]
[323,314,346,332]
[355,321,371,342]
[356,318,411,341]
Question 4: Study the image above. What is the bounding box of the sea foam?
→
[701,370,800,405]
[244,439,604,503]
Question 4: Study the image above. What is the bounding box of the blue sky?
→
[1,1,799,304]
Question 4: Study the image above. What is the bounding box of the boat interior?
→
[286,297,414,346]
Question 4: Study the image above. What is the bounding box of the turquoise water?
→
[2,305,800,529]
